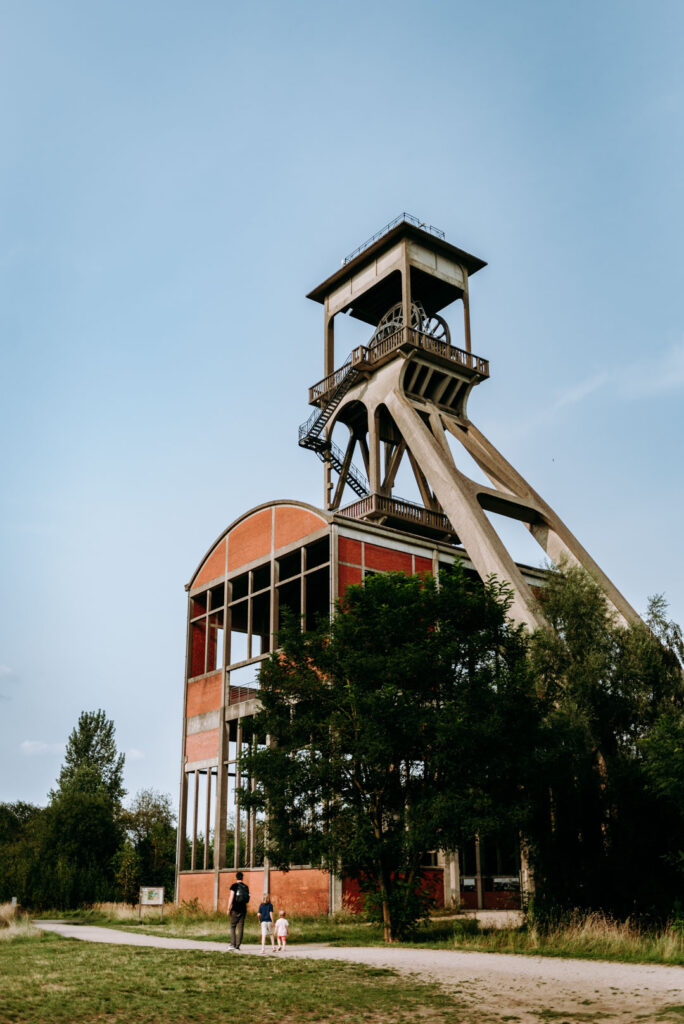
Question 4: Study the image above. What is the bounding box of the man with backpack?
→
[227,871,250,951]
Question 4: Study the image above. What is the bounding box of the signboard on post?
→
[139,887,165,921]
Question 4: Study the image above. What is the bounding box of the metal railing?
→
[342,213,446,266]
[309,347,367,404]
[308,328,489,405]
[328,440,369,493]
[339,492,454,534]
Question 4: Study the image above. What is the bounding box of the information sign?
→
[141,887,164,906]
[139,886,165,920]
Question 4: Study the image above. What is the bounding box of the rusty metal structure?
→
[176,215,639,915]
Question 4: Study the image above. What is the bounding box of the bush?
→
[361,878,434,940]
[452,917,480,940]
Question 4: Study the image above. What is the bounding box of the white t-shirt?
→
[274,917,289,937]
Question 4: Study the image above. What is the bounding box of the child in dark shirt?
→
[257,893,275,954]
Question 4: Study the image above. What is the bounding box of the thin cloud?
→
[20,740,65,756]
[126,748,145,761]
[553,372,610,410]
[498,371,610,442]
[502,339,684,442]
[617,338,684,398]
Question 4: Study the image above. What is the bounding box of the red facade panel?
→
[364,543,413,573]
[228,509,272,571]
[338,536,362,565]
[342,868,444,913]
[185,728,219,763]
[338,563,362,595]
[217,867,330,915]
[186,673,222,719]
[190,620,206,678]
[178,872,214,908]
[274,506,326,550]
[414,555,434,575]
[195,540,226,588]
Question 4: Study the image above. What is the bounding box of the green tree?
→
[0,802,45,905]
[242,567,538,941]
[119,789,176,898]
[38,788,123,907]
[528,566,684,917]
[639,599,684,867]
[53,709,125,804]
[113,842,142,904]
[29,709,128,908]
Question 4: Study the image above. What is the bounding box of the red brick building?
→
[176,499,544,913]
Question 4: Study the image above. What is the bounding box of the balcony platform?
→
[338,492,458,542]
[308,327,489,407]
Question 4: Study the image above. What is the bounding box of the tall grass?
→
[0,901,41,942]
[452,910,684,965]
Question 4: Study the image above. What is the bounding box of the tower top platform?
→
[307,214,487,325]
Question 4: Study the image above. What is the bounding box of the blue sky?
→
[2,0,683,806]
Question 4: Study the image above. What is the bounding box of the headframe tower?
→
[299,214,638,629]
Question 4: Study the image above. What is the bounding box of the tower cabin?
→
[176,214,638,916]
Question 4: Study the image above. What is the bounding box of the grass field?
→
[48,902,684,966]
[54,902,392,946]
[0,931,466,1024]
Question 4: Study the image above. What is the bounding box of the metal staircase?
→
[298,354,369,498]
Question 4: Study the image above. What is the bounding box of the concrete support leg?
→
[386,390,546,630]
[445,418,640,626]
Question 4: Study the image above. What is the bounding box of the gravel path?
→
[36,921,684,1022]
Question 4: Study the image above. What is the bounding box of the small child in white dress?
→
[274,909,289,950]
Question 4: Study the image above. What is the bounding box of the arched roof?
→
[186,500,331,591]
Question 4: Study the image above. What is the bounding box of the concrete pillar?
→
[329,871,343,915]
[191,770,199,871]
[475,836,484,911]
[462,276,472,353]
[324,310,334,378]
[368,405,381,493]
[443,850,460,908]
[520,836,536,907]
[234,719,242,869]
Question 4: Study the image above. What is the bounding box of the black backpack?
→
[232,881,250,912]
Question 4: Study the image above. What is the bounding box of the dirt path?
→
[35,921,684,1023]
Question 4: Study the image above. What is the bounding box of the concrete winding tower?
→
[177,214,641,915]
[299,214,638,629]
